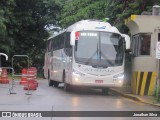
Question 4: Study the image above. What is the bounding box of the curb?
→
[110,88,160,108]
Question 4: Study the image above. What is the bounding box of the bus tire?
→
[102,88,109,95]
[63,71,70,91]
[64,83,70,91]
[49,80,54,87]
[48,72,54,86]
[43,71,45,79]
[53,81,59,87]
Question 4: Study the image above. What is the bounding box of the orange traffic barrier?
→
[0,68,9,84]
[31,67,38,87]
[23,67,38,90]
[19,68,28,85]
[27,67,38,87]
[29,67,37,79]
[24,82,37,90]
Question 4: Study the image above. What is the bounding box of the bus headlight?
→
[74,78,79,82]
[118,80,123,84]
[117,74,124,79]
[113,73,124,84]
[72,69,85,76]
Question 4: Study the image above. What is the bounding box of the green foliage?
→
[0,10,6,35]
[60,0,106,28]
[0,0,61,73]
[0,0,15,55]
[59,0,160,33]
[153,86,160,102]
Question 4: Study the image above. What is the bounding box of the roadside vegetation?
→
[153,87,160,102]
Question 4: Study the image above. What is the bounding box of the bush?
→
[153,87,160,102]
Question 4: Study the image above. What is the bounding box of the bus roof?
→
[48,19,121,40]
[48,30,66,40]
[66,19,121,34]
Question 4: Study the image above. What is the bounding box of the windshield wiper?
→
[85,42,99,65]
[99,50,114,66]
[84,51,97,65]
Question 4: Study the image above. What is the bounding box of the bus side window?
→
[59,34,65,49]
[48,39,52,52]
[51,38,54,56]
[64,32,72,57]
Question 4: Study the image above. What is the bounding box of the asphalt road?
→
[0,80,159,120]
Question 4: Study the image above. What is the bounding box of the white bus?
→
[43,19,130,94]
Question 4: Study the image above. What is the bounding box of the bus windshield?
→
[74,31,124,68]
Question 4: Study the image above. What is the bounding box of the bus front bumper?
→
[69,75,124,88]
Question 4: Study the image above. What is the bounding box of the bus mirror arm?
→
[121,34,130,50]
[70,31,75,46]
[69,57,72,62]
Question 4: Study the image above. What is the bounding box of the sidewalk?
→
[110,85,160,107]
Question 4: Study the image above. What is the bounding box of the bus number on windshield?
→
[81,33,97,37]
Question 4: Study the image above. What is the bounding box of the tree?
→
[59,0,159,33]
[59,0,106,28]
[0,0,62,74]
[0,0,15,55]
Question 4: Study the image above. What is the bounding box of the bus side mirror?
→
[122,34,130,50]
[70,31,75,46]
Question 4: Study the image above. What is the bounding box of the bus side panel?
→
[44,52,51,79]
[50,49,67,82]
[64,54,72,84]
[43,52,48,79]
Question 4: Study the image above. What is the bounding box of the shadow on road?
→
[51,84,120,97]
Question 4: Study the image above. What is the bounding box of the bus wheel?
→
[102,88,109,95]
[48,72,54,86]
[63,71,70,91]
[64,83,70,91]
[53,81,59,87]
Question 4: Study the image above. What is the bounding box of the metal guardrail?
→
[12,55,29,71]
[0,55,35,95]
[0,67,15,94]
